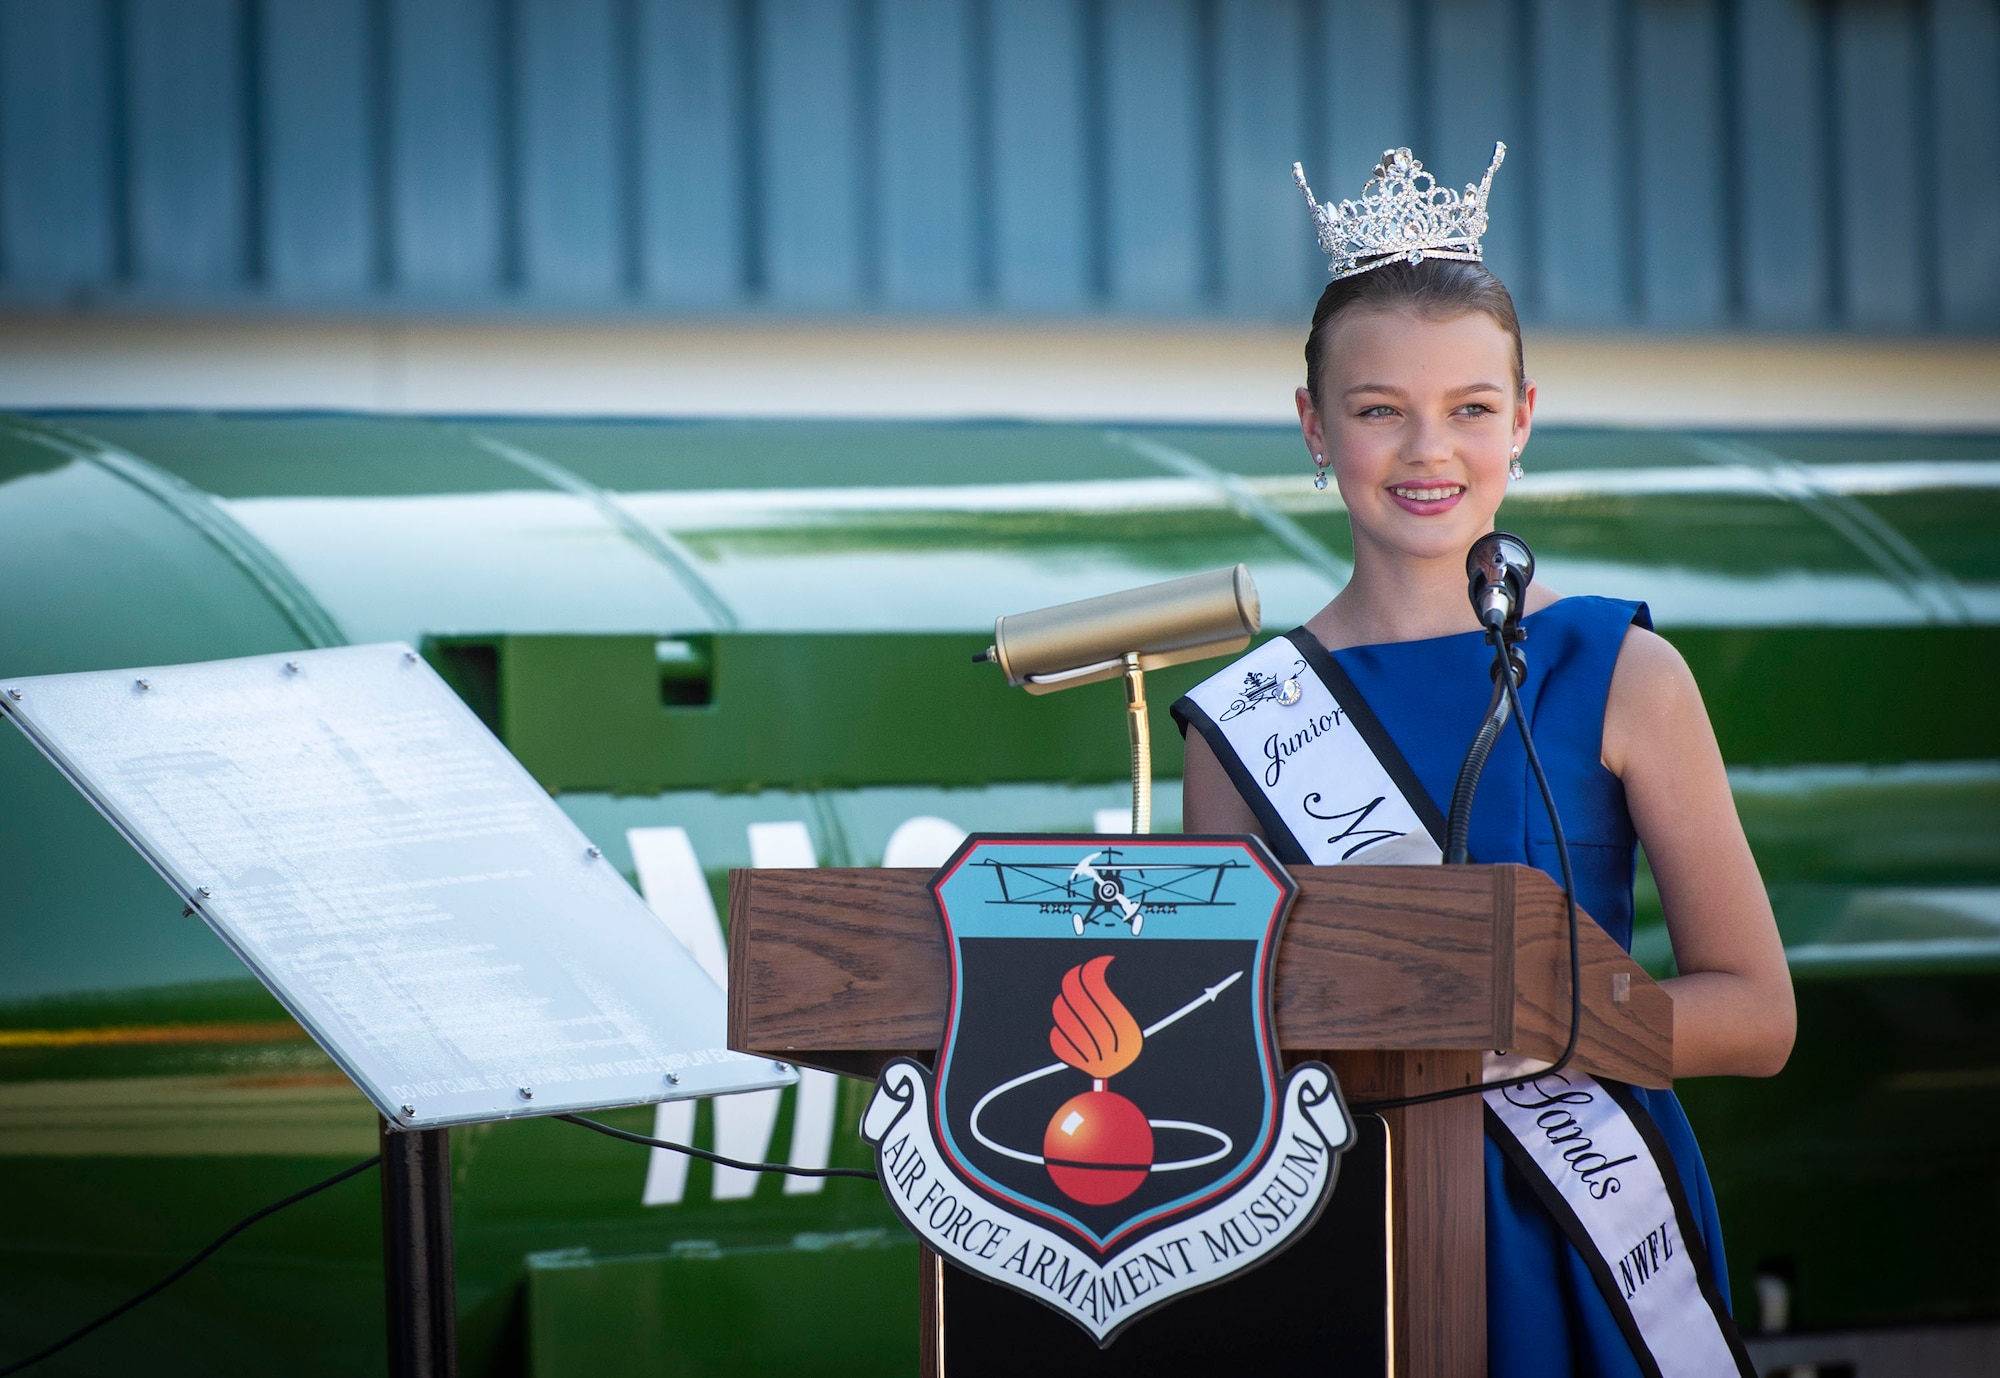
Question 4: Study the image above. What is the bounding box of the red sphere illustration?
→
[1043,1088,1154,1205]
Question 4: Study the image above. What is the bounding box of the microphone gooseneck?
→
[1443,648,1521,865]
[1354,529,1585,1113]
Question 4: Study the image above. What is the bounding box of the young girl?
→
[1177,148,1795,1375]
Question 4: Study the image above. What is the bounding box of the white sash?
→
[1174,632,1753,1377]
[1485,1075,1754,1378]
[1173,629,1444,866]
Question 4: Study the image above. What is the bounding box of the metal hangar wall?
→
[1,0,1996,332]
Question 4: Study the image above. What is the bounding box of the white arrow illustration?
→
[1141,969,1245,1038]
[968,967,1249,1168]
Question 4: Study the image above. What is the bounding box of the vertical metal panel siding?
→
[1833,1,1926,329]
[0,0,118,292]
[989,0,1091,309]
[389,0,506,292]
[1103,0,1205,311]
[262,0,376,297]
[0,0,1993,331]
[1737,0,1833,327]
[1428,0,1530,296]
[126,0,249,287]
[518,0,626,300]
[1533,0,1628,325]
[876,0,978,308]
[1633,0,1728,328]
[634,0,745,303]
[1318,0,1420,217]
[1217,0,1316,317]
[1932,0,2000,328]
[758,0,866,305]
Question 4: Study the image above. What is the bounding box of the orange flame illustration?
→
[1049,956,1144,1079]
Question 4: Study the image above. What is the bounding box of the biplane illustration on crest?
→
[976,845,1250,936]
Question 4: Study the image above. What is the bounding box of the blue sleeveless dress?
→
[1327,596,1733,1377]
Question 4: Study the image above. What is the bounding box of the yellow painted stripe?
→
[0,1021,308,1049]
[0,1072,375,1156]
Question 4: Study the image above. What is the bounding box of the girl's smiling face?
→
[1300,306,1534,566]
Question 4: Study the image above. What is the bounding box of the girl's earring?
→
[1312,453,1330,490]
[1508,445,1524,481]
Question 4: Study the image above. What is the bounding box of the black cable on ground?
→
[558,1112,879,1179]
[1352,631,1583,1114]
[0,1153,382,1376]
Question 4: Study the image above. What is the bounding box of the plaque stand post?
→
[379,1121,458,1378]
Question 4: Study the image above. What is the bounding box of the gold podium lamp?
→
[975,565,1261,833]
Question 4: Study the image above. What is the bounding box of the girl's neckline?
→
[1297,597,1570,657]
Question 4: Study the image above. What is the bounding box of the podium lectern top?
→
[727,853,1673,1378]
[728,861,1670,1088]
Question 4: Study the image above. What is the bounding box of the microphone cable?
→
[1351,625,1583,1114]
[0,1153,381,1376]
[559,1112,879,1180]
[0,1104,886,1373]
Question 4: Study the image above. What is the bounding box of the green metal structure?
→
[1,413,1995,1375]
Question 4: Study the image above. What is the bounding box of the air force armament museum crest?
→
[861,835,1353,1345]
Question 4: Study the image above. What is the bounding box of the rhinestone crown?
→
[1293,142,1506,281]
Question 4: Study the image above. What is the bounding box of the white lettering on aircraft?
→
[629,817,969,1206]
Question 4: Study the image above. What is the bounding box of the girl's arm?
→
[1182,731,1268,838]
[1604,627,1796,1079]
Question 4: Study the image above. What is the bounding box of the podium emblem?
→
[861,835,1354,1344]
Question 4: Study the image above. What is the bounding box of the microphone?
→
[1465,531,1535,631]
[1446,532,1535,863]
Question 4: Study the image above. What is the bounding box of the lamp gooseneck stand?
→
[1122,652,1152,834]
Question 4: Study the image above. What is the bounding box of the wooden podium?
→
[727,861,1671,1377]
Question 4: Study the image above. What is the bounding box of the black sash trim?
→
[1599,1081,1757,1376]
[1282,627,1450,848]
[1170,694,1312,866]
[1484,1103,1666,1378]
[1483,1090,1755,1378]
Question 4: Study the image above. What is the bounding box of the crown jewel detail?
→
[1293,142,1506,281]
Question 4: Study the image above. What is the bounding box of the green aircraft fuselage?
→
[1,413,1996,1375]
